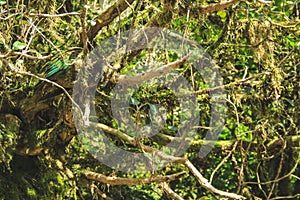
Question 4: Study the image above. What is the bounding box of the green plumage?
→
[35,59,73,98]
[46,59,70,79]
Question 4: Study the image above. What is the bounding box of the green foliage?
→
[0,122,17,169]
[12,41,27,50]
[0,0,299,199]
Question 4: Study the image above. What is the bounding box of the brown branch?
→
[269,194,300,200]
[80,0,89,53]
[0,51,52,60]
[85,171,187,185]
[142,144,246,199]
[91,184,113,200]
[87,0,135,41]
[0,52,11,59]
[268,151,285,199]
[12,51,52,60]
[90,122,136,145]
[160,182,184,200]
[29,12,80,17]
[114,53,191,85]
[244,158,299,186]
[256,0,272,4]
[184,160,245,199]
[179,0,239,17]
[199,0,239,13]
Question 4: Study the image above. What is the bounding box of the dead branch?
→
[179,0,239,17]
[29,12,80,17]
[194,71,271,95]
[0,51,52,60]
[199,0,239,14]
[114,53,191,85]
[85,171,187,185]
[160,182,184,200]
[87,0,135,41]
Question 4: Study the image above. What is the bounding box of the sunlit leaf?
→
[13,41,27,50]
[217,10,226,19]
[149,104,158,114]
[129,97,140,105]
[167,125,177,131]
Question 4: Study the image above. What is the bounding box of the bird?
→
[45,59,70,79]
[35,58,75,100]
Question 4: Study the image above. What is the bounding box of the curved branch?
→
[160,182,184,200]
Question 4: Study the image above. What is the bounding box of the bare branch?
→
[85,171,187,185]
[0,51,52,60]
[257,0,272,4]
[87,0,135,41]
[90,122,136,145]
[184,160,246,199]
[12,51,52,60]
[29,12,80,17]
[91,183,113,200]
[160,182,184,200]
[194,71,271,95]
[269,194,300,200]
[199,0,239,14]
[179,0,239,17]
[115,53,191,85]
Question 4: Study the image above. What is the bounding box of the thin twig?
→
[12,51,52,60]
[194,71,271,95]
[209,141,238,184]
[29,12,80,17]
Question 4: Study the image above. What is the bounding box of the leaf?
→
[284,98,294,106]
[13,41,27,50]
[129,97,140,105]
[217,10,226,19]
[87,20,96,26]
[0,0,6,5]
[167,125,177,131]
[149,104,158,114]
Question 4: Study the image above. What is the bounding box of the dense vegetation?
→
[0,0,299,199]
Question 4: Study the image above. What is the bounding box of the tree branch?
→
[87,0,135,42]
[29,12,80,17]
[114,53,191,85]
[85,171,187,185]
[179,0,239,17]
[0,51,52,60]
[194,71,271,95]
[160,182,184,200]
